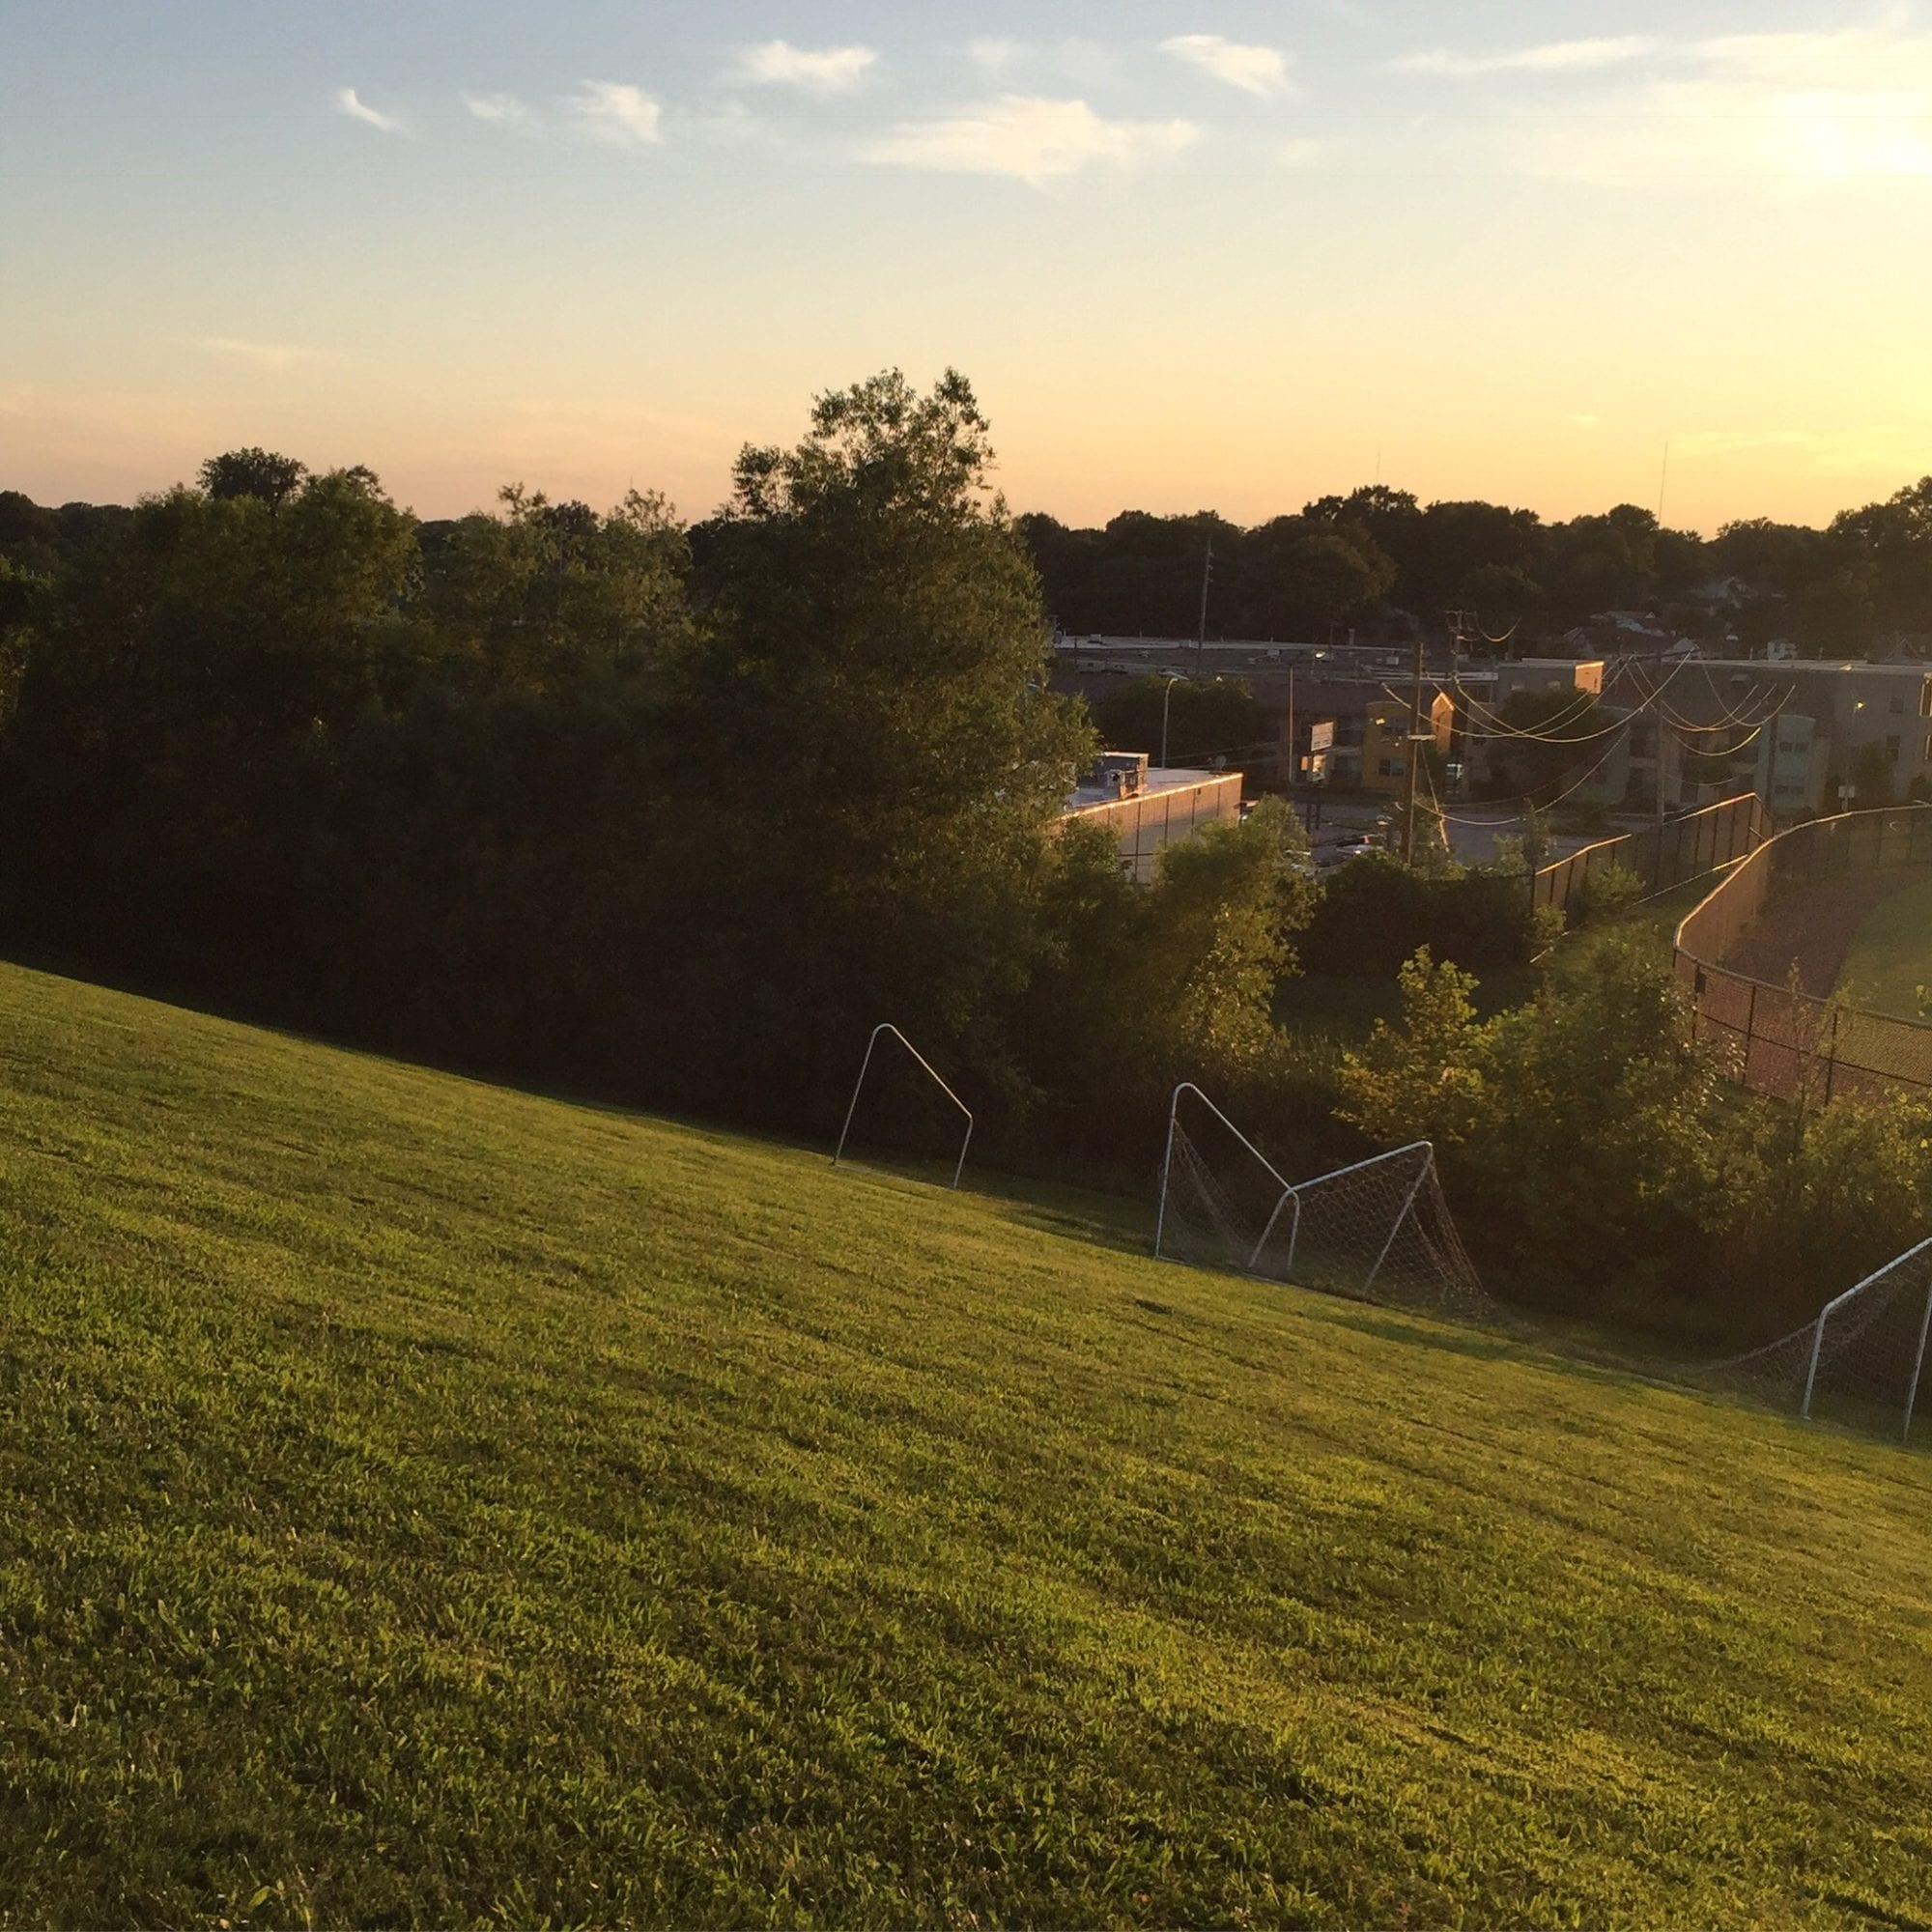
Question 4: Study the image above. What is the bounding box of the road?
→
[1304,799,1608,868]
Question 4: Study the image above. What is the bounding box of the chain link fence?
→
[1531,792,1768,915]
[1675,804,1932,1099]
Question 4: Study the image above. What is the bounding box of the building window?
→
[1887,734,1902,763]
[1891,693,1907,715]
[1921,682,1932,717]
[1378,757,1403,779]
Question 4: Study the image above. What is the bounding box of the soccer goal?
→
[1702,1236,1932,1443]
[1153,1082,1486,1319]
[833,1022,974,1190]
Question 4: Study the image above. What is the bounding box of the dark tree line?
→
[1019,478,1932,655]
[6,395,1932,1334]
[0,379,1316,1186]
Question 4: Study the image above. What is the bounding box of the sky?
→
[4,1,1932,534]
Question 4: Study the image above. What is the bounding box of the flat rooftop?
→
[1065,766,1237,811]
[1684,659,1929,676]
[1051,637,1496,685]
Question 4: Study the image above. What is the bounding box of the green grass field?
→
[5,960,1932,1927]
[1836,873,1932,1020]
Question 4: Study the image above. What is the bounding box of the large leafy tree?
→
[198,446,308,511]
[1830,476,1932,638]
[1240,516,1396,635]
[649,369,1094,1119]
[1087,672,1269,770]
[424,486,690,688]
[2,461,423,968]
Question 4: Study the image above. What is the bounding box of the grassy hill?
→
[4,961,1932,1928]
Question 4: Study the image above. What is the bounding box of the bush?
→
[1301,853,1540,975]
[1555,799,1612,837]
[1568,862,1644,928]
[1340,935,1738,1313]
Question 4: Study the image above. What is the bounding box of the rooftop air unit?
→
[1093,751,1151,795]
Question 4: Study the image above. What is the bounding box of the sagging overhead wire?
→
[1438,650,1693,747]
[1658,672,1795,735]
[1453,649,1711,749]
[1435,678,1634,746]
[1435,721,1635,827]
[1691,655,1799,725]
[1376,684,1615,750]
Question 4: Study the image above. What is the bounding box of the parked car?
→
[1315,832,1388,870]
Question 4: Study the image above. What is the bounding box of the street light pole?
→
[1160,674,1182,768]
[1196,532,1213,676]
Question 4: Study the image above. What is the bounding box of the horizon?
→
[7,444,1924,545]
[6,1,1932,535]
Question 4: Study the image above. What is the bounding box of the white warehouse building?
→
[1061,752,1244,884]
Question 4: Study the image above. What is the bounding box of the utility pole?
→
[1401,625,1430,866]
[1406,610,1473,864]
[1654,699,1671,891]
[1196,530,1213,676]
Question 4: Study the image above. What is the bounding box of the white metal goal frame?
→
[1153,1081,1441,1300]
[1803,1236,1932,1436]
[833,1022,974,1190]
[1153,1082,1288,1262]
[1699,1234,1932,1443]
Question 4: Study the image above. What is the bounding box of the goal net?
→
[833,1022,975,1190]
[1699,1236,1932,1443]
[1154,1083,1487,1319]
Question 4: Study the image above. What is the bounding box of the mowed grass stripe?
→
[1836,870,1932,1021]
[1,960,1930,1927]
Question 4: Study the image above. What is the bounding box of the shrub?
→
[1569,862,1644,928]
[1301,853,1540,975]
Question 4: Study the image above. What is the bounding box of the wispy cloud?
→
[961,39,1123,88]
[966,38,1022,75]
[1511,24,1932,185]
[1664,425,1926,474]
[1396,37,1659,78]
[565,81,664,148]
[333,86,407,133]
[692,100,782,149]
[1158,34,1292,99]
[864,96,1197,184]
[195,337,328,372]
[462,91,532,127]
[731,41,877,93]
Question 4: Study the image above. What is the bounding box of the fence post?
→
[1746,980,1758,1076]
[1825,1006,1840,1104]
[1903,1277,1932,1445]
